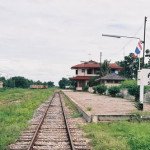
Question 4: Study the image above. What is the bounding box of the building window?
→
[87,69,92,74]
[76,70,78,75]
[82,69,85,73]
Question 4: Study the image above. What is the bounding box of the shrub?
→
[145,86,150,93]
[128,84,140,101]
[96,84,107,95]
[108,86,120,97]
[82,85,89,92]
[86,107,92,111]
[92,86,97,93]
[121,80,140,101]
[121,80,137,89]
[88,76,99,87]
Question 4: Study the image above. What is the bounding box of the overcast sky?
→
[0,0,150,85]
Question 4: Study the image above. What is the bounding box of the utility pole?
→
[99,52,102,77]
[100,52,102,65]
[143,16,147,67]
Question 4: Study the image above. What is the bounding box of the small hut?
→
[97,73,125,87]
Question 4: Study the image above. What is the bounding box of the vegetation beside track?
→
[83,121,150,150]
[63,94,82,118]
[0,88,55,150]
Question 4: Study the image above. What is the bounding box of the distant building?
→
[30,85,48,89]
[96,73,125,87]
[0,81,3,88]
[70,60,122,90]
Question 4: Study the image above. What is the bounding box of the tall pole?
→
[143,16,147,67]
[100,52,102,65]
[100,52,102,77]
[139,17,147,111]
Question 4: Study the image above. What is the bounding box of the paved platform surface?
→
[63,90,150,115]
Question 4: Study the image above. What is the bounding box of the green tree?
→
[6,78,16,88]
[34,80,43,85]
[11,76,29,88]
[100,60,110,77]
[58,78,71,89]
[88,76,99,87]
[0,75,55,89]
[0,77,6,87]
[47,81,54,87]
[117,53,143,79]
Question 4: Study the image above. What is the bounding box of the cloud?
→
[0,0,150,85]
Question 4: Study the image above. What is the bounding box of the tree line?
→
[0,76,54,88]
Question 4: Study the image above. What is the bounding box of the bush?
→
[86,107,92,111]
[108,86,120,97]
[93,86,97,93]
[121,80,137,89]
[145,86,150,93]
[82,85,89,92]
[128,84,140,101]
[88,76,99,87]
[95,84,107,95]
[121,80,140,101]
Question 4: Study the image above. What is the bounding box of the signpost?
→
[138,69,150,110]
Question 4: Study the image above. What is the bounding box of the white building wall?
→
[77,69,86,76]
[77,69,99,76]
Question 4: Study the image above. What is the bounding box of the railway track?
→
[9,92,90,150]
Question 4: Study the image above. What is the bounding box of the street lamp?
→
[102,33,145,69]
[102,34,141,40]
[102,17,147,67]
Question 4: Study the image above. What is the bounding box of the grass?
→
[86,107,92,111]
[63,94,82,118]
[0,88,55,150]
[83,121,150,150]
[131,110,150,116]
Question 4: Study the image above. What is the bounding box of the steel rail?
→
[27,93,55,150]
[58,92,75,150]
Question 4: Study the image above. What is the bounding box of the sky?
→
[0,0,150,85]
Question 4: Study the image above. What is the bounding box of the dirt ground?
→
[63,90,150,115]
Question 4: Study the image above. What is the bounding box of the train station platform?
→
[62,90,150,122]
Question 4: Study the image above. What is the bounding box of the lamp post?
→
[102,33,142,70]
[102,34,141,40]
[102,16,147,68]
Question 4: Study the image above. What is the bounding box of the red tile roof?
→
[71,60,122,70]
[70,76,91,80]
[71,60,99,69]
[109,63,123,70]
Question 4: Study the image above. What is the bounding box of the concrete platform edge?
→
[62,90,150,123]
[62,91,92,122]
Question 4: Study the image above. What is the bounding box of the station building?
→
[71,60,123,90]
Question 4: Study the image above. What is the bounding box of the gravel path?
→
[63,90,150,115]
